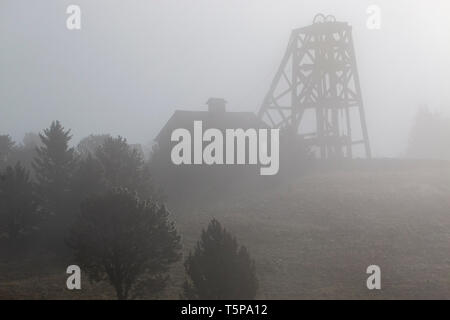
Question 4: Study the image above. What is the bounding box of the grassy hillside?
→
[174,161,450,299]
[2,160,450,299]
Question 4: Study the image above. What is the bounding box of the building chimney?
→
[206,97,227,113]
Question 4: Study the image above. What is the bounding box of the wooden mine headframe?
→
[258,14,371,159]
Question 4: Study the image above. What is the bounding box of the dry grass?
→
[173,163,450,299]
[2,161,450,299]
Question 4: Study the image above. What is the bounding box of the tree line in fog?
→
[0,121,257,299]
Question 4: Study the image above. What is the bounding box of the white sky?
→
[1,0,450,157]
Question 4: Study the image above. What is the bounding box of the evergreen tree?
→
[76,134,110,159]
[68,188,181,300]
[0,163,42,243]
[71,154,105,204]
[183,219,258,300]
[407,107,450,159]
[22,132,42,150]
[9,133,41,171]
[0,135,15,170]
[32,121,76,216]
[95,136,153,198]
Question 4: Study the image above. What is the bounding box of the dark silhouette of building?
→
[152,98,268,203]
[155,98,267,147]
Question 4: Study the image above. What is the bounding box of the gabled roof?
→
[155,109,268,142]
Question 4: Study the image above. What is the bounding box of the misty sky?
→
[1,0,450,157]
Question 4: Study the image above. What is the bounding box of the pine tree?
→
[71,153,105,204]
[183,219,258,300]
[32,121,76,217]
[0,162,42,243]
[68,188,181,300]
[95,136,153,198]
[0,135,15,170]
[76,134,110,159]
[406,107,450,159]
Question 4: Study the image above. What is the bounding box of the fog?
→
[1,0,450,157]
[3,1,450,301]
